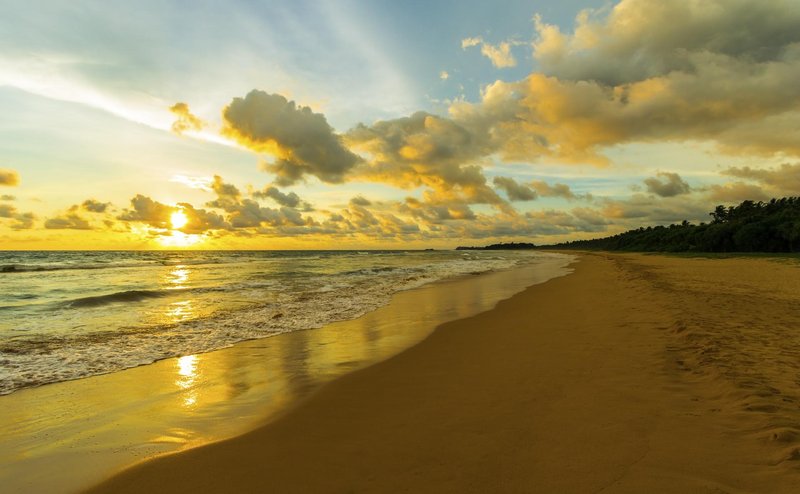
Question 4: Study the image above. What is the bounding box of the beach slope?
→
[87,253,800,493]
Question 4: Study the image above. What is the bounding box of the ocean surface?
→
[0,249,555,395]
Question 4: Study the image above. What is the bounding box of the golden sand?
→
[87,253,800,493]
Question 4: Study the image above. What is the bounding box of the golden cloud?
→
[0,169,19,186]
[169,102,205,135]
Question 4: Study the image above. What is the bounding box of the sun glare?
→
[159,231,202,248]
[171,210,188,229]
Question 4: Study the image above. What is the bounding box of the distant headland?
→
[455,242,536,250]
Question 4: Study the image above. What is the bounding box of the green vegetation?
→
[544,197,800,253]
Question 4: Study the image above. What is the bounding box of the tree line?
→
[542,197,800,253]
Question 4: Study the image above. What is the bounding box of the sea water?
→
[0,249,553,395]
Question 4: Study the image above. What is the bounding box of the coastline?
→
[0,252,573,494]
[87,252,800,493]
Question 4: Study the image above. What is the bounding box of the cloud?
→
[461,37,482,49]
[532,1,800,85]
[347,111,503,207]
[345,0,800,191]
[169,102,205,135]
[722,163,800,195]
[461,36,517,68]
[117,193,230,234]
[0,195,14,201]
[0,204,36,229]
[439,70,449,80]
[707,182,770,203]
[519,0,800,159]
[643,172,691,197]
[529,180,582,200]
[12,213,35,230]
[0,169,19,186]
[202,0,799,242]
[205,176,309,229]
[598,194,710,224]
[170,174,213,191]
[253,186,311,210]
[44,213,91,230]
[350,195,371,206]
[0,204,15,218]
[81,199,111,213]
[493,176,537,201]
[480,41,517,68]
[222,90,361,185]
[118,194,175,229]
[174,203,229,233]
[525,208,609,235]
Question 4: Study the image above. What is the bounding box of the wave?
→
[67,289,170,308]
[0,259,227,274]
[2,262,155,274]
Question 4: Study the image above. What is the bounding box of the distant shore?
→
[88,253,800,493]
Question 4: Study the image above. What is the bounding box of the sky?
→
[1,0,799,249]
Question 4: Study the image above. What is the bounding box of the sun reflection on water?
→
[164,300,194,323]
[166,266,190,289]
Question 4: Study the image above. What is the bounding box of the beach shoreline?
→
[0,252,574,494]
[87,252,800,493]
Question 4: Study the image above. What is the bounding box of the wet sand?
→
[88,252,800,493]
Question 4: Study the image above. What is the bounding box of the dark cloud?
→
[44,213,91,230]
[81,199,111,213]
[529,180,582,200]
[0,195,14,201]
[493,176,537,201]
[118,194,175,229]
[175,203,229,233]
[253,186,311,210]
[205,176,309,229]
[117,193,231,233]
[643,172,691,197]
[0,169,19,186]
[10,212,35,230]
[0,204,36,229]
[223,90,360,185]
[0,204,15,218]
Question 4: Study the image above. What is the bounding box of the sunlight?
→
[158,231,202,248]
[164,300,194,323]
[170,210,188,229]
[163,265,190,289]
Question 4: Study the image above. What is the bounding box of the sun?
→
[170,210,188,229]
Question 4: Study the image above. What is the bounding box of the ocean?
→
[0,249,557,395]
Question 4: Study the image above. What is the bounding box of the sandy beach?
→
[85,252,800,493]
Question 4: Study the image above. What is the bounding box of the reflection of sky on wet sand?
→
[176,355,198,407]
[0,259,572,494]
